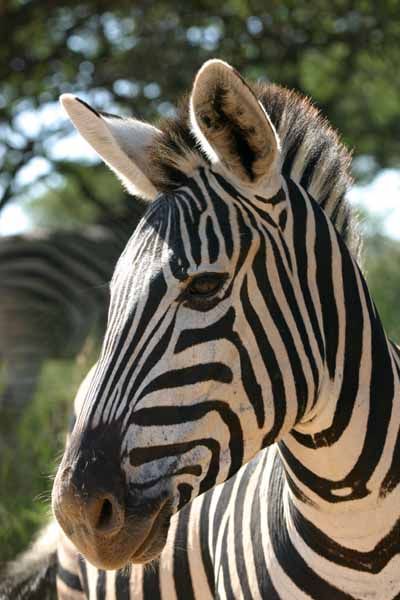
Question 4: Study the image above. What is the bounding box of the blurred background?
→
[0,0,399,566]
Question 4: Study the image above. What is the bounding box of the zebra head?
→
[53,60,354,569]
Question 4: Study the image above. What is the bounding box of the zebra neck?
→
[281,198,400,486]
[266,452,400,594]
[275,272,400,558]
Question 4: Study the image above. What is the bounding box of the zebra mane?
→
[149,82,361,259]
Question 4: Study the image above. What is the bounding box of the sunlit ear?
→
[60,95,161,200]
[190,59,281,187]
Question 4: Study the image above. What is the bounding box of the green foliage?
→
[24,164,127,227]
[0,351,97,565]
[1,0,400,215]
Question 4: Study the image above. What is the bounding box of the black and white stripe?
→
[0,208,144,411]
[50,59,400,599]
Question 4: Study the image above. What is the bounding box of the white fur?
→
[60,94,160,200]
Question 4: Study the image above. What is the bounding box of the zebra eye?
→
[184,273,227,303]
[188,273,225,296]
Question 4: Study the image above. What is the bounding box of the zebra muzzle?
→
[52,447,173,569]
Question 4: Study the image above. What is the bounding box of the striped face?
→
[84,168,310,503]
[53,59,323,568]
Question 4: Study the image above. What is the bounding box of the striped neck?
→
[277,188,400,558]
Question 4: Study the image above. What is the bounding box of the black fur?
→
[75,97,101,117]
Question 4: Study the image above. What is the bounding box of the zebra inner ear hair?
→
[197,83,258,182]
[190,60,280,186]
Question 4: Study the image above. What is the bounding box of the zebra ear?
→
[190,60,281,187]
[60,95,160,200]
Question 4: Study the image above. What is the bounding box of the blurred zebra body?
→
[0,211,144,412]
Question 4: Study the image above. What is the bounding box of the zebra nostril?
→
[97,498,113,530]
[87,494,125,537]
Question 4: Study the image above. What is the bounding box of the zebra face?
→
[53,59,323,568]
[101,171,292,496]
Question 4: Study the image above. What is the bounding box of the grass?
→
[0,352,96,566]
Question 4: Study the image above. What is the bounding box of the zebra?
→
[8,57,400,598]
[0,206,144,415]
